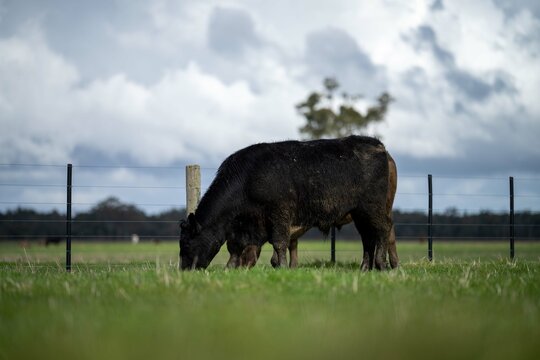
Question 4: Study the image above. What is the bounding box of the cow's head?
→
[179,213,220,270]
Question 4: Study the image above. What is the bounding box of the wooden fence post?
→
[186,165,201,215]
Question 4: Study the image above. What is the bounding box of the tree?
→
[296,77,393,139]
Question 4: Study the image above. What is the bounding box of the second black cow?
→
[180,135,398,270]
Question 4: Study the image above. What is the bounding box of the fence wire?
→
[2,163,540,268]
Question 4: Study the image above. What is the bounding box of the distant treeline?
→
[0,197,185,243]
[339,209,540,241]
[1,197,539,242]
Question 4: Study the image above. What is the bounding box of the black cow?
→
[45,236,63,246]
[237,152,398,269]
[180,136,398,270]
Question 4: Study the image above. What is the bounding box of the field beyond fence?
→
[1,241,540,267]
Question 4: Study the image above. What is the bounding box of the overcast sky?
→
[1,0,539,214]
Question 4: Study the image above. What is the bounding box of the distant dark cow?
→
[180,136,398,270]
[45,236,63,246]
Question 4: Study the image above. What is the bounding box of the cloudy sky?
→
[1,0,539,214]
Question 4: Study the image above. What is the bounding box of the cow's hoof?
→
[360,261,370,272]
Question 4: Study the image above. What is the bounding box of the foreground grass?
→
[1,243,540,360]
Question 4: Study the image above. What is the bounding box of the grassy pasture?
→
[2,240,540,265]
[1,241,540,360]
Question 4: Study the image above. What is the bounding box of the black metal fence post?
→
[66,164,72,272]
[509,176,515,260]
[428,174,433,261]
[330,226,336,264]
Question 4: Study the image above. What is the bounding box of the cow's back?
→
[242,136,389,229]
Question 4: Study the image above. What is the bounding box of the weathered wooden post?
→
[186,165,201,215]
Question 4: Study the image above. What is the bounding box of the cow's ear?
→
[187,213,201,234]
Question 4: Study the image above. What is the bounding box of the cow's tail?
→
[386,151,399,268]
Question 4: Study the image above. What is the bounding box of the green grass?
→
[2,240,540,265]
[1,242,540,360]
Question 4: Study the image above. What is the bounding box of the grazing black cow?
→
[45,236,63,246]
[180,136,398,270]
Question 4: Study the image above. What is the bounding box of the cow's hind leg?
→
[354,211,391,271]
[373,215,392,270]
[353,214,375,271]
[388,225,399,269]
[360,234,375,271]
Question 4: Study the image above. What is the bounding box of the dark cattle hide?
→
[180,136,398,270]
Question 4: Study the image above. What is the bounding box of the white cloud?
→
[2,0,539,167]
[0,26,305,167]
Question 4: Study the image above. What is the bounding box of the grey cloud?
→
[493,0,540,58]
[430,0,444,12]
[445,70,494,101]
[402,66,428,90]
[71,145,139,167]
[446,71,516,101]
[413,25,454,66]
[304,27,386,96]
[395,142,539,177]
[393,106,540,177]
[493,0,540,19]
[207,6,260,56]
[407,25,517,104]
[453,101,467,115]
[0,0,179,85]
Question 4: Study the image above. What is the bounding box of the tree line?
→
[1,197,538,242]
[0,197,185,243]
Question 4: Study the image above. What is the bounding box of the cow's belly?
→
[290,226,308,238]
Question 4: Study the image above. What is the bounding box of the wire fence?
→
[1,163,540,270]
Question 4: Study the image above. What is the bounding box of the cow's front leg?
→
[270,250,279,268]
[272,239,288,268]
[270,222,290,268]
[289,237,298,268]
[226,253,240,268]
[239,245,260,268]
[267,209,291,268]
